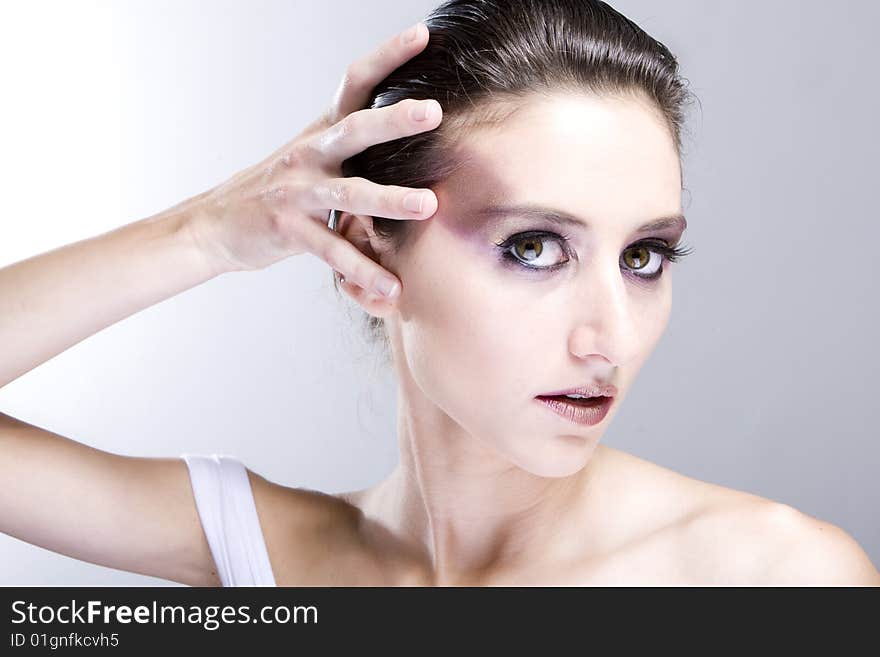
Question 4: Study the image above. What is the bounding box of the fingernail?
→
[403,191,425,213]
[402,22,421,43]
[375,275,400,298]
[410,100,435,122]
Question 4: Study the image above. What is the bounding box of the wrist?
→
[157,201,234,279]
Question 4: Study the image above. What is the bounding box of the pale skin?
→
[0,22,877,587]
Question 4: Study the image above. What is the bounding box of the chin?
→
[512,434,600,478]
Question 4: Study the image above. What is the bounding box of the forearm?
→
[0,205,222,389]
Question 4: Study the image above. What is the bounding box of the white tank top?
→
[180,454,276,587]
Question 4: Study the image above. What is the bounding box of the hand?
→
[187,21,441,299]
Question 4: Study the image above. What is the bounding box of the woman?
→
[1,0,878,587]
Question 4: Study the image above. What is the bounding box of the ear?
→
[334,211,399,317]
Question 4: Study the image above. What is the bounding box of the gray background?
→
[0,0,876,584]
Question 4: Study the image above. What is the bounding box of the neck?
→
[378,388,605,585]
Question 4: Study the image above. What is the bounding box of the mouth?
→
[534,394,609,407]
[534,394,615,426]
[538,382,619,399]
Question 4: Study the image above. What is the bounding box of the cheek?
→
[396,235,530,415]
[645,280,672,340]
[404,273,516,372]
[626,283,672,368]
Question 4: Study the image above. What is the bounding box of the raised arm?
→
[0,19,440,585]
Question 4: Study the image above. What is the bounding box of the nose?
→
[567,256,640,366]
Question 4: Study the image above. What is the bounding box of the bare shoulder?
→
[683,495,880,586]
[732,502,880,586]
[247,469,358,531]
[599,448,880,586]
[245,470,380,585]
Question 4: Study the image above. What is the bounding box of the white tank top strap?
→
[180,453,276,587]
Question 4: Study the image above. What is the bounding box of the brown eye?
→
[504,233,569,270]
[623,246,651,269]
[622,244,664,279]
[514,237,543,261]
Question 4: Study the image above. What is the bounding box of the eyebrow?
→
[474,203,688,234]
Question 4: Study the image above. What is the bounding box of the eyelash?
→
[493,230,694,281]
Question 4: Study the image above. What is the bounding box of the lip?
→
[538,382,619,398]
[534,395,614,426]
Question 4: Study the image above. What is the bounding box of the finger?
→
[300,176,437,221]
[315,97,442,165]
[326,22,429,125]
[305,222,401,298]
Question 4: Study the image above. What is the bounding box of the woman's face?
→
[380,93,686,477]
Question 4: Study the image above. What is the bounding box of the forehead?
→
[441,94,682,221]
